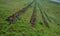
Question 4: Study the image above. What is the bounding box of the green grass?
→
[0,0,60,36]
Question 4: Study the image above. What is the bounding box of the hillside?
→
[0,0,60,36]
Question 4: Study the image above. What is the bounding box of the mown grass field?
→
[0,0,60,36]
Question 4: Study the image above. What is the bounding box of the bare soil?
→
[30,0,36,26]
[6,1,34,24]
[38,4,49,28]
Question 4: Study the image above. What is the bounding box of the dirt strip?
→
[38,4,51,22]
[38,4,49,28]
[6,1,34,24]
[30,0,36,26]
[43,11,51,22]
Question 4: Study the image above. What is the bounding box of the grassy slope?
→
[0,0,60,36]
[37,0,60,36]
